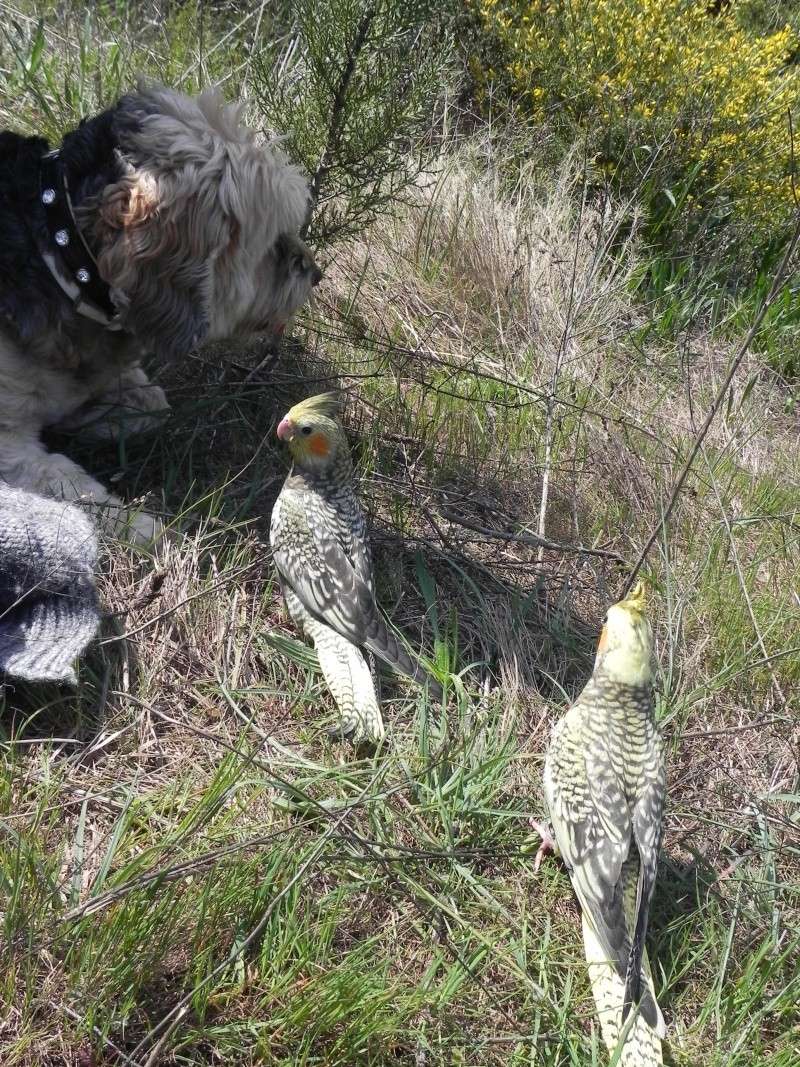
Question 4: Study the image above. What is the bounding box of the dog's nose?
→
[311,265,323,287]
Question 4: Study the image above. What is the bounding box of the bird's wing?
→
[272,489,376,647]
[273,487,443,699]
[623,738,666,1027]
[343,500,374,593]
[546,706,632,979]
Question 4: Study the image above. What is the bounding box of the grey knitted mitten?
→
[0,485,100,683]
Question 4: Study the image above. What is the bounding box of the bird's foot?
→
[529,818,558,872]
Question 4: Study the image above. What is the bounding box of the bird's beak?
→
[277,416,294,442]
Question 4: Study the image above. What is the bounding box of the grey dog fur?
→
[0,82,320,543]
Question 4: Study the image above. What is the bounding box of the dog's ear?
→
[94,159,218,359]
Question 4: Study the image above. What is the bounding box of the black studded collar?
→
[38,149,122,330]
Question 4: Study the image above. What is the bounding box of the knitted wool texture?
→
[0,485,100,683]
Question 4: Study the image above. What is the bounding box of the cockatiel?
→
[536,582,666,1066]
[269,392,443,742]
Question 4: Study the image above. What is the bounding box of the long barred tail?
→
[582,857,664,1066]
[287,590,385,742]
[583,913,664,1066]
[363,613,444,703]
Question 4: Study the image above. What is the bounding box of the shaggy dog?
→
[0,82,321,542]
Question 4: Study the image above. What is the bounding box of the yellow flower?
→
[475,0,799,230]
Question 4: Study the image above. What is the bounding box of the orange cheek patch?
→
[308,432,330,457]
[597,625,608,653]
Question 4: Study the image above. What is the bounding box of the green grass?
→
[1,3,799,1065]
[634,250,800,380]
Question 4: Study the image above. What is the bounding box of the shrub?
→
[476,0,800,254]
[250,0,453,247]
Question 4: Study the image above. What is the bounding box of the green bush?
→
[476,0,800,258]
[250,0,453,246]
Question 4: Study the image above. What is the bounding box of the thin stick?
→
[622,213,800,595]
[54,1002,145,1067]
[440,508,627,563]
[240,0,269,97]
[130,811,350,1063]
[536,147,587,563]
[701,445,788,707]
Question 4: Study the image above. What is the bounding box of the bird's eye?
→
[301,425,313,436]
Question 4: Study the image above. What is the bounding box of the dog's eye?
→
[301,426,313,436]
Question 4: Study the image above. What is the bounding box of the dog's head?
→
[89,83,320,358]
[218,231,323,341]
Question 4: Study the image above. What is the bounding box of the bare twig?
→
[52,1001,145,1067]
[682,716,794,740]
[130,803,352,1064]
[440,508,627,563]
[98,559,260,644]
[536,144,588,563]
[240,0,269,96]
[701,445,788,707]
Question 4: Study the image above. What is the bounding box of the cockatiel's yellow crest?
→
[538,582,667,1066]
[286,392,340,419]
[276,392,346,467]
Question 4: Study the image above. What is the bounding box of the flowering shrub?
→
[477,0,799,244]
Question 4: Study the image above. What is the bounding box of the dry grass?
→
[1,7,799,1066]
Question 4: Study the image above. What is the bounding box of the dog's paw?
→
[123,508,166,547]
[57,384,171,442]
[12,446,170,548]
[99,500,167,547]
[116,382,171,419]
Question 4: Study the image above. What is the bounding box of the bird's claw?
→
[529,818,557,872]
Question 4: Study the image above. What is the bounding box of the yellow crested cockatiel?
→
[536,582,667,1066]
[269,393,443,741]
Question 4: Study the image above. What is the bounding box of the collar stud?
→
[38,149,122,331]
